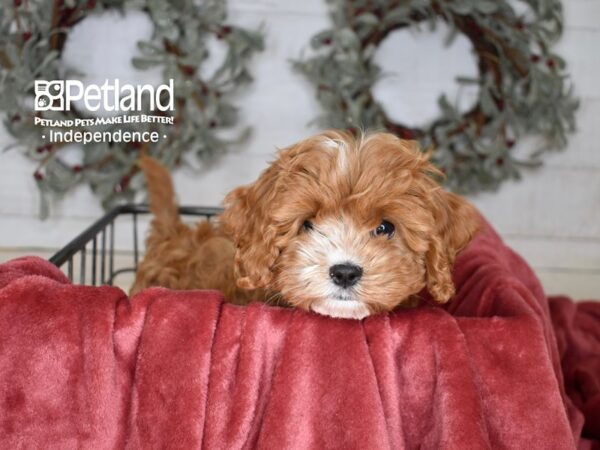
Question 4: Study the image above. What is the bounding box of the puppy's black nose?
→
[329,263,363,288]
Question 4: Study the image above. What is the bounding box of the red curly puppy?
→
[132,131,480,319]
[129,156,260,304]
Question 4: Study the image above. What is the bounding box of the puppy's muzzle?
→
[329,263,363,289]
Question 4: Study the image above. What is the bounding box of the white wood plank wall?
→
[0,0,598,299]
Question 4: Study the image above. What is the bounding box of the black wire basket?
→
[49,204,222,286]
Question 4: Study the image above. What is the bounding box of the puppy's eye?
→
[373,220,395,238]
[302,220,314,231]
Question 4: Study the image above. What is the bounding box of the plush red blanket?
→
[0,223,598,449]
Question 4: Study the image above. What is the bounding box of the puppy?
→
[132,131,480,319]
[129,156,260,304]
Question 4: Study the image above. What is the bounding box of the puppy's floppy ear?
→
[220,164,282,290]
[425,190,480,303]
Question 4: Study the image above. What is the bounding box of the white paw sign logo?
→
[33,79,174,112]
[33,78,176,146]
[34,80,65,111]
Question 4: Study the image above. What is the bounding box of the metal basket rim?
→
[49,204,223,268]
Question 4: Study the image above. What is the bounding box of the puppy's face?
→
[221,131,479,319]
[274,213,426,319]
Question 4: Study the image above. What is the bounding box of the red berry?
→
[73,165,82,173]
[506,139,515,148]
[466,21,483,36]
[399,129,414,140]
[114,175,131,193]
[531,55,540,63]
[546,59,555,68]
[216,27,231,40]
[180,65,195,76]
[322,38,332,45]
[36,144,51,153]
[496,158,504,166]
[34,171,43,181]
[13,0,22,7]
[22,32,32,42]
[86,0,96,9]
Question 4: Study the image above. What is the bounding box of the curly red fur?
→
[129,155,260,304]
[133,131,480,318]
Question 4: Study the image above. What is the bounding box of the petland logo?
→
[33,79,175,144]
[34,79,174,112]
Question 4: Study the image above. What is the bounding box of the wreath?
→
[295,0,579,193]
[0,0,263,217]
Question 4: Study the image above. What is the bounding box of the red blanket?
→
[0,222,598,449]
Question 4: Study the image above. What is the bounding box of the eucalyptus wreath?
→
[295,0,579,193]
[0,0,263,217]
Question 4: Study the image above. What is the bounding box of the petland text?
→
[34,79,174,112]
